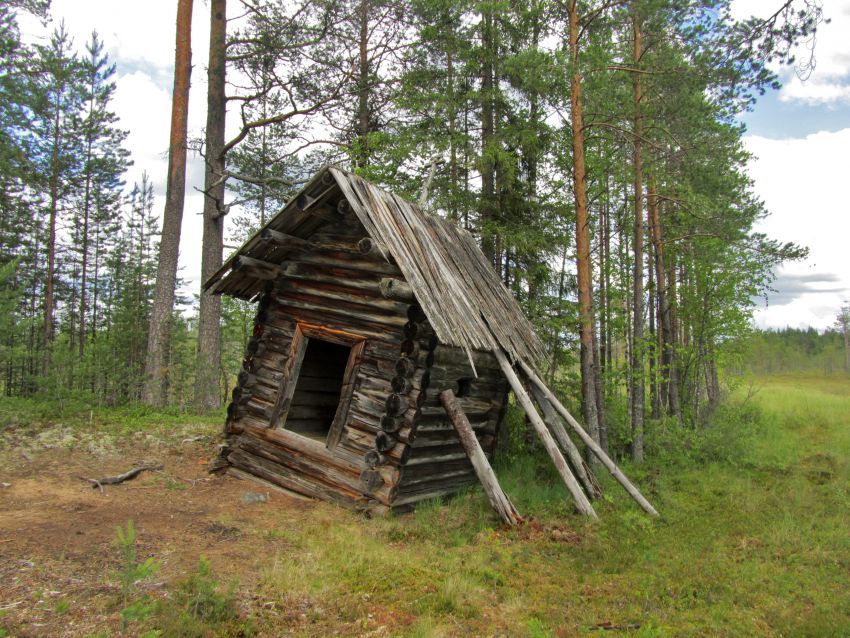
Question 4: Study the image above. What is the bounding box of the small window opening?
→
[456,378,473,398]
[285,338,350,442]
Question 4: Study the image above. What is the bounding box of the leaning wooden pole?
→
[518,359,660,517]
[491,347,598,519]
[530,385,601,500]
[440,390,522,526]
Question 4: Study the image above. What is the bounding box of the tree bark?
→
[630,10,646,462]
[567,0,602,458]
[143,0,193,406]
[195,0,226,410]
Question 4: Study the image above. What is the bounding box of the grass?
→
[2,374,850,636]
[234,373,850,637]
[0,395,222,454]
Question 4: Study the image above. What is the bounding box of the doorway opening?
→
[285,338,350,442]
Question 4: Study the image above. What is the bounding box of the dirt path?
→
[0,437,314,637]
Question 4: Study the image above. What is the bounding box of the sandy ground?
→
[0,431,320,637]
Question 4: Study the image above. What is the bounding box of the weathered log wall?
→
[219,190,509,512]
[391,345,508,512]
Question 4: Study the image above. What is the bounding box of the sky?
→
[18,0,850,331]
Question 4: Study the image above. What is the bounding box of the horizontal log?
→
[431,345,501,374]
[260,228,312,249]
[399,466,477,490]
[360,469,383,494]
[365,449,387,468]
[234,434,396,502]
[238,370,257,388]
[395,471,478,498]
[400,339,420,359]
[394,357,417,378]
[294,251,402,277]
[380,414,403,433]
[384,393,409,416]
[391,376,412,394]
[228,450,364,507]
[276,277,405,315]
[271,298,407,339]
[233,255,284,280]
[357,237,391,260]
[420,396,500,420]
[380,278,415,303]
[375,431,398,453]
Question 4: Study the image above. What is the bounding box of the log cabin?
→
[205,167,548,516]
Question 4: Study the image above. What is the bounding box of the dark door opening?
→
[284,338,350,442]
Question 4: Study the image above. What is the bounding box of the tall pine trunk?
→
[647,175,682,420]
[479,8,496,265]
[567,0,602,454]
[356,0,370,168]
[144,0,193,406]
[44,93,62,372]
[630,10,645,462]
[195,0,226,410]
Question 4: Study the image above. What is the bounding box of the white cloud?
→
[778,79,850,105]
[732,0,850,106]
[18,1,223,304]
[745,128,850,330]
[113,71,172,183]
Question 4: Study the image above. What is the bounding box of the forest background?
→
[1,0,849,465]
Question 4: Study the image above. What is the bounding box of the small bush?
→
[113,520,160,632]
[149,556,251,638]
[644,400,764,466]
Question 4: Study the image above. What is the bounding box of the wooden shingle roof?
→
[205,167,545,367]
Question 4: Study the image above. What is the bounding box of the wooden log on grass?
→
[440,389,522,526]
[517,359,660,517]
[491,347,598,519]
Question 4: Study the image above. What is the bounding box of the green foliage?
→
[113,520,160,632]
[644,400,764,467]
[148,556,249,638]
[741,327,848,377]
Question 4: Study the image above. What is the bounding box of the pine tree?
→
[32,23,85,372]
[195,0,227,410]
[75,31,130,361]
[144,0,193,406]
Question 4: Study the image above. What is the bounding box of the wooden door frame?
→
[267,322,365,451]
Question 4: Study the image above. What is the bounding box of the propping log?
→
[491,346,598,519]
[518,359,660,517]
[531,385,601,500]
[440,389,522,526]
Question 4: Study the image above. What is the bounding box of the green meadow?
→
[244,374,850,637]
[2,374,848,637]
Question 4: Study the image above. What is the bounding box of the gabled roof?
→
[205,167,545,366]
